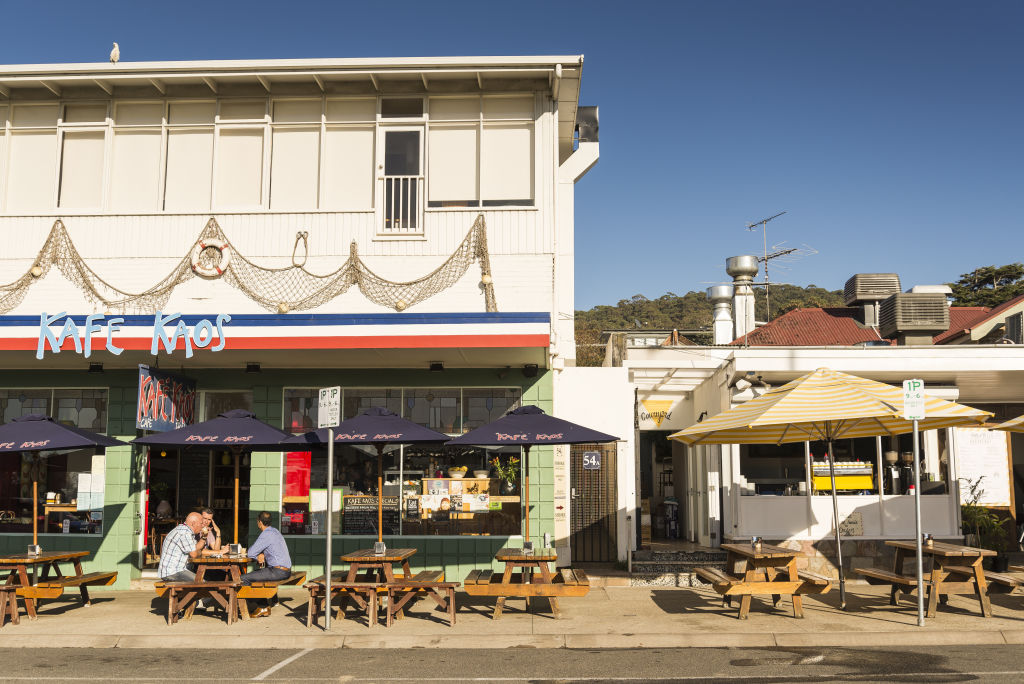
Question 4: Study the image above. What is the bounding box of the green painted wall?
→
[0,367,553,588]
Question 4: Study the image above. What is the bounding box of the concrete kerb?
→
[3,586,1023,650]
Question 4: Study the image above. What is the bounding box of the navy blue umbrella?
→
[133,409,292,543]
[446,405,618,542]
[282,407,448,542]
[0,414,127,545]
[132,409,292,449]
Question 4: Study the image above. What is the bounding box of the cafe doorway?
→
[141,390,254,572]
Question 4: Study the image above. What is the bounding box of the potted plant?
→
[961,476,1011,571]
[490,455,520,494]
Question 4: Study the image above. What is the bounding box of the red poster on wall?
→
[284,452,311,498]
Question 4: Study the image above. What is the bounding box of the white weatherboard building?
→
[0,56,634,586]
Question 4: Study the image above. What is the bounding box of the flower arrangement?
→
[490,455,520,484]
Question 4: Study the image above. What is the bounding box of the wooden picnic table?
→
[698,543,832,620]
[461,547,586,619]
[193,554,254,582]
[339,548,417,612]
[886,540,996,617]
[0,550,116,620]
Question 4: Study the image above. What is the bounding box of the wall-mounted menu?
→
[342,495,400,535]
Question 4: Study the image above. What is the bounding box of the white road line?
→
[251,648,314,681]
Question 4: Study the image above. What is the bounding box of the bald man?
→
[158,511,210,582]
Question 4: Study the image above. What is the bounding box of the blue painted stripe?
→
[0,312,550,327]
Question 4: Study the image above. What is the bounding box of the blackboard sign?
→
[405,497,420,520]
[343,495,399,535]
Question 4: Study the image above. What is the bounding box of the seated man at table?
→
[158,512,209,582]
[239,511,292,618]
[199,507,224,555]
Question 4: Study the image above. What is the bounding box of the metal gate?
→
[570,443,618,562]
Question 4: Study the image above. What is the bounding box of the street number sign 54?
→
[902,379,926,421]
[582,450,601,470]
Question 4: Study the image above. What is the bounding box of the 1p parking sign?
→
[902,379,926,421]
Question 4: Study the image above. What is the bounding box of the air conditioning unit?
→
[1006,312,1023,344]
[843,273,902,306]
[878,293,950,340]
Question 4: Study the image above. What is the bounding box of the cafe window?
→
[0,389,109,536]
[738,442,807,496]
[281,386,522,537]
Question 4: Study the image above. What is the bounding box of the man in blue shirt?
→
[240,510,292,617]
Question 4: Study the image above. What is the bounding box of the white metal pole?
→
[325,428,334,630]
[913,419,925,627]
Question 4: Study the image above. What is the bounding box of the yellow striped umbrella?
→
[669,367,991,608]
[992,414,1024,433]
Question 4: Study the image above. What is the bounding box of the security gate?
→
[570,443,618,562]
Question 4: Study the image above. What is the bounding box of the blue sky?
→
[3,1,1021,309]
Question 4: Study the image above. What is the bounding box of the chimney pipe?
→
[707,285,734,344]
[726,255,759,340]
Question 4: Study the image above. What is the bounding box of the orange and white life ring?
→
[191,238,231,278]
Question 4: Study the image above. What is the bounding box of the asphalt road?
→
[1,645,1022,683]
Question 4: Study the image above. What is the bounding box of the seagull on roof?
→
[110,42,120,64]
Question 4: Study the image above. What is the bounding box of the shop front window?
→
[281,386,522,536]
[0,389,109,535]
[809,438,878,495]
[738,442,807,496]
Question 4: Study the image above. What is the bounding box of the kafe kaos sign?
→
[37,311,231,359]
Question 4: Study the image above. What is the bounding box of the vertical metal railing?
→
[383,175,422,233]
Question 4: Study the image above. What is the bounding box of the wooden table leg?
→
[72,559,92,606]
[764,567,782,606]
[17,566,37,620]
[738,567,757,620]
[971,557,992,617]
[228,588,237,626]
[786,560,803,619]
[890,548,906,606]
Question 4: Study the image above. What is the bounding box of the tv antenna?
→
[746,211,787,321]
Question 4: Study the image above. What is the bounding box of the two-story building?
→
[0,56,633,587]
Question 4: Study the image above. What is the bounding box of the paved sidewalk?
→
[2,584,1023,649]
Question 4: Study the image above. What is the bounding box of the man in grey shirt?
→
[240,510,292,617]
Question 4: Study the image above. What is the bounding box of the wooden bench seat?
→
[385,576,460,628]
[304,580,382,628]
[942,565,1024,594]
[18,571,117,604]
[854,567,919,586]
[694,566,739,587]
[237,570,307,601]
[163,581,239,626]
[558,568,590,587]
[796,570,834,595]
[462,568,589,598]
[464,569,494,585]
[0,584,19,628]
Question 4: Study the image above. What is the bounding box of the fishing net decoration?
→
[0,215,498,315]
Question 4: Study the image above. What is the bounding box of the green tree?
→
[949,263,1024,307]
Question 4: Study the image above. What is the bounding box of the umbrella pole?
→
[827,440,846,609]
[234,451,240,545]
[32,477,38,547]
[523,445,530,545]
[377,445,384,545]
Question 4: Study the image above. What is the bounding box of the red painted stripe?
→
[0,334,550,352]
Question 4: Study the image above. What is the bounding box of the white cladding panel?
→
[164,129,213,210]
[322,127,374,210]
[481,124,533,201]
[428,126,478,202]
[214,129,264,207]
[58,131,105,208]
[110,130,162,211]
[270,127,320,210]
[6,131,57,211]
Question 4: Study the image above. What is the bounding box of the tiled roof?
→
[932,293,1024,344]
[732,303,1008,346]
[732,308,889,346]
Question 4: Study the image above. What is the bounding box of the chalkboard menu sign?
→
[343,495,400,535]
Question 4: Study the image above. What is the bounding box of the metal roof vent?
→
[878,292,950,343]
[844,273,902,306]
[1006,312,1023,344]
[576,106,599,143]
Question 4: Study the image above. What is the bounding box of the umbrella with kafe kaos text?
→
[133,409,293,543]
[282,407,449,543]
[0,414,127,546]
[445,405,619,545]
